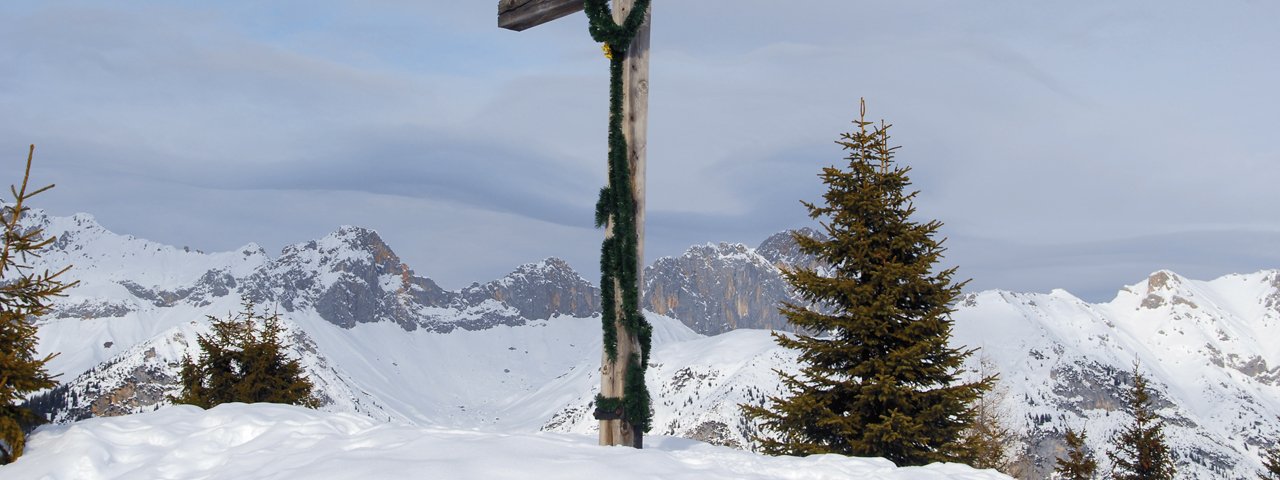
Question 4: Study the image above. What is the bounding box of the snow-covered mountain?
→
[16,209,1280,479]
[21,209,790,439]
[950,271,1280,478]
[19,208,603,425]
[636,231,1280,478]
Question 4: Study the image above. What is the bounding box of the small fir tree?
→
[1261,428,1280,480]
[171,301,318,408]
[959,355,1027,476]
[741,101,991,466]
[0,145,76,464]
[1054,427,1098,480]
[1107,365,1175,480]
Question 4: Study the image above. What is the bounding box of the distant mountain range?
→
[19,209,1280,479]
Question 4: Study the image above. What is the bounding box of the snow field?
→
[3,403,1012,480]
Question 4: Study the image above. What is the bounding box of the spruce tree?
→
[1261,430,1280,480]
[172,301,318,408]
[1107,365,1175,480]
[959,355,1026,476]
[0,146,76,464]
[741,101,990,466]
[1055,427,1098,480]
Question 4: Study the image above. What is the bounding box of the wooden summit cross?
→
[498,0,651,448]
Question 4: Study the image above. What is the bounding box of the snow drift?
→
[1,403,1011,480]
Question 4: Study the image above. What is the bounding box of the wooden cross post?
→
[498,0,650,448]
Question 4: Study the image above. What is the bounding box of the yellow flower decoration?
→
[601,43,613,60]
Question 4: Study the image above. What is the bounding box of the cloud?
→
[1,0,1277,297]
[246,127,602,228]
[947,229,1280,301]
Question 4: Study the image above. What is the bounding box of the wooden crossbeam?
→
[498,0,584,31]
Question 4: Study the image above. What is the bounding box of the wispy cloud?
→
[2,0,1277,297]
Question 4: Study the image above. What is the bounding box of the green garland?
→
[585,0,653,434]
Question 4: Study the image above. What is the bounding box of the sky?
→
[1,1,1277,301]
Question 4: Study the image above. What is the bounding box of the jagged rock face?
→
[25,346,180,423]
[239,226,456,331]
[106,224,540,332]
[30,210,583,334]
[118,268,240,308]
[638,229,830,336]
[1263,271,1280,312]
[54,208,827,337]
[754,227,826,273]
[461,258,599,320]
[50,299,134,319]
[642,243,794,335]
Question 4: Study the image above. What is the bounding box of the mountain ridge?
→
[17,209,1280,479]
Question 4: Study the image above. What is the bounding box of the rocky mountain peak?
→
[643,242,792,336]
[240,226,458,330]
[30,209,109,250]
[685,242,757,262]
[462,258,598,320]
[53,211,132,245]
[1138,270,1195,310]
[34,210,608,333]
[1265,271,1280,312]
[503,257,585,283]
[1145,270,1182,291]
[237,243,269,260]
[755,228,825,272]
[68,211,96,225]
[277,226,403,274]
[6,205,53,227]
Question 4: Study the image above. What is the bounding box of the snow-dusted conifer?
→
[1261,430,1280,480]
[0,146,75,464]
[1054,427,1098,480]
[741,100,990,466]
[1107,365,1175,480]
[172,301,318,408]
[959,356,1028,476]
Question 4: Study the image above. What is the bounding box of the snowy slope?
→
[542,328,798,448]
[638,230,1280,478]
[20,208,767,439]
[10,208,1007,480]
[0,404,1011,480]
[950,270,1280,478]
[15,209,1280,479]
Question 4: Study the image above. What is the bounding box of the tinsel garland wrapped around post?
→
[585,0,653,434]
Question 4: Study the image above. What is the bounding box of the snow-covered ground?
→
[2,403,1011,480]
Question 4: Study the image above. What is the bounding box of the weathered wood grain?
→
[498,0,584,31]
[597,0,650,449]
